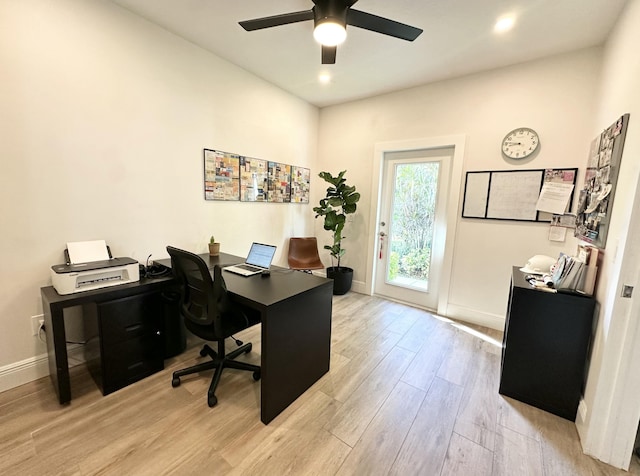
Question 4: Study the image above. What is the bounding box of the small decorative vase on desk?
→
[208,236,220,256]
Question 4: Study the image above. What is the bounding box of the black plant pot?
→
[326,266,353,295]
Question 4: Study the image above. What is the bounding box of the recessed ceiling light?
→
[319,73,331,84]
[494,16,515,33]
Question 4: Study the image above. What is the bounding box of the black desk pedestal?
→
[499,267,595,420]
[82,292,165,396]
[41,276,178,404]
[259,278,332,423]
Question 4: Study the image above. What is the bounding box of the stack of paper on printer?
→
[51,240,139,295]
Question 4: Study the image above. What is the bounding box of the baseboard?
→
[0,353,50,393]
[350,279,367,294]
[0,344,85,394]
[344,279,502,331]
[444,303,505,331]
[310,271,367,295]
[577,398,588,423]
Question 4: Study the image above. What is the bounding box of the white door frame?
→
[366,135,466,317]
[575,165,640,469]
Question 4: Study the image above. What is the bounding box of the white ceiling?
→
[109,0,628,107]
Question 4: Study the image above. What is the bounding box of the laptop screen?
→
[245,243,277,268]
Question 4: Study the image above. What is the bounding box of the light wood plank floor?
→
[2,293,639,475]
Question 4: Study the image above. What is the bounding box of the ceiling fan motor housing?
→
[239,0,422,64]
[313,0,349,28]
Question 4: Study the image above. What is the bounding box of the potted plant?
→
[313,170,360,294]
[208,236,220,256]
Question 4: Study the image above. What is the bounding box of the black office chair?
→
[166,246,260,407]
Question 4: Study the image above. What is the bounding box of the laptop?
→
[223,242,277,276]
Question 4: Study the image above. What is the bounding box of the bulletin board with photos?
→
[203,149,310,203]
[575,113,629,248]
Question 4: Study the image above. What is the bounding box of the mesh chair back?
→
[166,246,231,335]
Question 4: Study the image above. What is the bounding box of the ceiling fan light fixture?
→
[494,15,516,33]
[313,20,346,46]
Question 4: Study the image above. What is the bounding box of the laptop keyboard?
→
[237,264,262,272]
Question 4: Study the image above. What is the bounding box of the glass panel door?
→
[386,161,439,291]
[374,148,451,310]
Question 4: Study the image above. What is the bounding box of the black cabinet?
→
[83,292,164,395]
[499,267,596,420]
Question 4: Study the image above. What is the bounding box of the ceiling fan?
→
[239,0,423,64]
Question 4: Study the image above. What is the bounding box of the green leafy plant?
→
[313,170,360,269]
[389,252,400,280]
[209,235,216,244]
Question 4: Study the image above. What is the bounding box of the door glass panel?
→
[387,162,440,291]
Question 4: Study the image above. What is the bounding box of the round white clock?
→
[501,127,540,159]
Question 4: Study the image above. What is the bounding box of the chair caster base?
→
[208,394,218,407]
[172,377,180,388]
[253,370,261,381]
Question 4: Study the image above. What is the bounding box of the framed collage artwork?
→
[204,149,310,203]
[240,156,268,202]
[204,149,240,201]
[291,166,311,203]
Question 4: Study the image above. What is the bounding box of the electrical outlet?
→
[31,314,44,336]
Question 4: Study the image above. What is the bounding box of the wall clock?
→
[501,127,540,159]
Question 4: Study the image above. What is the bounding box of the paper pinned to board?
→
[67,240,110,264]
[536,182,574,214]
[548,226,567,242]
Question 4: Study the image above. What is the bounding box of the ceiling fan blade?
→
[347,9,423,41]
[322,45,337,64]
[239,10,314,31]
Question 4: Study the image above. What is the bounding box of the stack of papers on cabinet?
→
[551,254,585,292]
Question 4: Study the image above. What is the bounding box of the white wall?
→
[4,2,639,467]
[0,0,319,383]
[574,0,640,469]
[317,48,602,328]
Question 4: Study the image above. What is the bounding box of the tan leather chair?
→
[287,237,324,273]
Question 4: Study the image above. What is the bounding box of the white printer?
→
[51,240,140,295]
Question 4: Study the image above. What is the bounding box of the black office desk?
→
[156,252,334,424]
[42,252,333,425]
